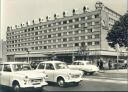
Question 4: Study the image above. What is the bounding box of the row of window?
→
[7,27,100,41]
[7,34,100,46]
[7,41,100,52]
[7,13,100,33]
[7,20,100,37]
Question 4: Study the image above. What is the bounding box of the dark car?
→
[113,59,128,69]
[30,61,43,69]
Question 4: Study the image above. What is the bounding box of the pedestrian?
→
[108,60,112,70]
[97,59,100,68]
[99,59,103,70]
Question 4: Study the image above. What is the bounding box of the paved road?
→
[0,72,128,92]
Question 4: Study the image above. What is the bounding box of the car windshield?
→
[12,64,32,71]
[55,63,68,69]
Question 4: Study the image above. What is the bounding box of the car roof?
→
[0,62,28,65]
[40,60,64,64]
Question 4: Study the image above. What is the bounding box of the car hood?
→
[14,70,46,79]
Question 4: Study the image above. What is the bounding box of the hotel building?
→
[6,2,127,63]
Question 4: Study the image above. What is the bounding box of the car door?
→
[44,63,55,82]
[0,64,3,85]
[1,64,12,86]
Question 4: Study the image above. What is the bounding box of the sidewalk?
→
[99,69,128,74]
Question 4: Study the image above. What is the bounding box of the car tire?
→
[57,78,65,87]
[12,82,20,92]
[89,72,94,75]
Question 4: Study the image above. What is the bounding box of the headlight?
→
[24,76,29,84]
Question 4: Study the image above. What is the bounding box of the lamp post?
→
[25,48,30,64]
[115,43,120,69]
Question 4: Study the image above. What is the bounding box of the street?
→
[0,70,128,92]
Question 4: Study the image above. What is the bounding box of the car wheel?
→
[57,78,65,87]
[12,82,20,92]
[89,72,94,75]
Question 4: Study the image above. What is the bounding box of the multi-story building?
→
[6,2,127,63]
[0,40,7,62]
[0,40,2,61]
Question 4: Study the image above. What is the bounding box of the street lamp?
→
[25,48,30,63]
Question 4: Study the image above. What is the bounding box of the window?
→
[81,17,85,21]
[75,18,79,22]
[63,38,67,42]
[63,32,67,36]
[88,35,92,39]
[58,27,61,31]
[35,32,38,35]
[87,16,92,20]
[74,24,79,28]
[95,34,100,38]
[95,41,100,45]
[58,44,61,48]
[69,25,73,29]
[88,22,92,26]
[0,64,3,71]
[63,21,67,24]
[75,37,79,40]
[48,24,51,27]
[88,29,92,33]
[81,36,85,40]
[38,63,45,69]
[69,37,73,41]
[63,44,67,47]
[95,14,100,18]
[63,26,67,30]
[46,63,54,70]
[3,64,12,72]
[48,35,51,38]
[87,42,92,46]
[74,31,79,34]
[58,33,61,37]
[44,46,47,49]
[44,30,47,33]
[75,43,79,46]
[69,19,73,23]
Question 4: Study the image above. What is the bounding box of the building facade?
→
[6,2,127,63]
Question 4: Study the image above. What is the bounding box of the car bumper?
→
[20,81,48,88]
[65,78,82,83]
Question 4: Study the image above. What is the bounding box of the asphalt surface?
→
[0,72,128,92]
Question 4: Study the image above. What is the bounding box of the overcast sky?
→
[1,0,127,40]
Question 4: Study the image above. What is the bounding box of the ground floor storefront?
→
[7,50,128,64]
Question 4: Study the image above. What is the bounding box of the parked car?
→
[113,59,128,69]
[36,61,83,87]
[68,60,99,75]
[0,62,48,92]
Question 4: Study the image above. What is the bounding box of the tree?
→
[106,13,128,48]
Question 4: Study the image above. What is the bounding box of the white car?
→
[68,60,99,75]
[36,61,83,87]
[0,62,48,92]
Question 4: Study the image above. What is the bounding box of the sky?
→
[1,0,127,41]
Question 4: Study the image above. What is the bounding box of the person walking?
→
[99,59,103,70]
[108,60,112,70]
[97,59,100,68]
